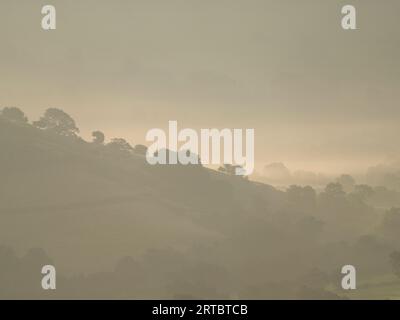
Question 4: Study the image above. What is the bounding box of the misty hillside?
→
[0,116,285,273]
[1,110,400,299]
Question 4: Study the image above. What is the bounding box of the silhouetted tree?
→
[323,183,346,198]
[133,144,148,156]
[0,246,53,299]
[33,108,79,137]
[352,184,374,201]
[318,182,347,211]
[106,138,134,154]
[218,164,244,176]
[336,174,356,193]
[1,107,28,124]
[92,131,105,144]
[381,207,400,239]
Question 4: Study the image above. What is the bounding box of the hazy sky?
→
[1,0,399,174]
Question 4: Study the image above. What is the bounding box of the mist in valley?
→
[1,108,400,299]
[1,0,400,300]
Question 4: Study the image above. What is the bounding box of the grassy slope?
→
[0,119,284,274]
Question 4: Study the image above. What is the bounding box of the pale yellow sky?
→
[1,0,399,174]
